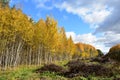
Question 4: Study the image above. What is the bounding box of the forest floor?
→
[0,58,120,80]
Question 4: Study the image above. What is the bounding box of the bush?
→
[105,44,120,61]
[97,49,104,57]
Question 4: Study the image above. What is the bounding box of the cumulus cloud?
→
[92,0,120,50]
[97,32,120,47]
[66,31,120,53]
[31,0,111,26]
[95,0,120,34]
[56,0,112,28]
[60,0,120,51]
[66,32,110,52]
[66,32,95,45]
[66,32,96,44]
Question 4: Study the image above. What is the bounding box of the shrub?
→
[106,44,120,61]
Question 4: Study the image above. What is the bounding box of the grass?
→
[0,68,119,80]
[0,60,120,80]
[0,66,38,80]
[0,61,68,80]
[0,65,68,80]
[0,68,117,80]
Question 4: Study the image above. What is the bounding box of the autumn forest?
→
[0,2,99,70]
[1,0,120,80]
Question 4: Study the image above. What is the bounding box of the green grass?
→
[0,68,117,80]
[0,66,38,80]
[0,61,68,80]
[39,71,67,80]
[0,60,120,80]
[0,67,118,80]
[0,66,67,80]
[0,67,119,80]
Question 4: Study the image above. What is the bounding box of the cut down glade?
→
[35,59,114,78]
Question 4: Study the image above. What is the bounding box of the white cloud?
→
[56,0,112,28]
[32,0,112,25]
[61,0,120,53]
[97,32,120,47]
[66,32,96,44]
[66,32,76,41]
[66,32,115,53]
[95,0,120,34]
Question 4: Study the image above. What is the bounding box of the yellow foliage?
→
[0,5,99,68]
[107,44,120,61]
[110,44,120,52]
[75,43,98,58]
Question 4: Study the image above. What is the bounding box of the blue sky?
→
[9,0,120,53]
[10,0,91,35]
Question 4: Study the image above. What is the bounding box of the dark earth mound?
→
[113,78,120,80]
[35,64,66,74]
[64,60,113,78]
[35,59,114,78]
[90,57,111,63]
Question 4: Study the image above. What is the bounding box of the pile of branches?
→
[35,59,114,78]
[64,60,113,77]
[35,64,66,74]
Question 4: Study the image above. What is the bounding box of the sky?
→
[9,0,120,53]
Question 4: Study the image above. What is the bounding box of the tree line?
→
[0,4,98,70]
